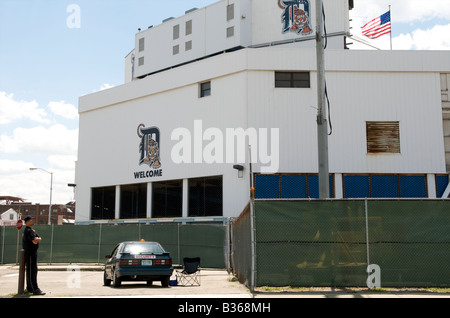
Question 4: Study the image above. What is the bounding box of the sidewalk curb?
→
[6,264,104,272]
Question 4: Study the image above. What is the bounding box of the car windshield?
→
[122,243,164,254]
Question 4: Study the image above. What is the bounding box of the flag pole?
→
[389,5,392,50]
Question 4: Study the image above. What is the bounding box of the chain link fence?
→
[230,203,252,286]
[0,222,227,268]
[232,199,450,288]
[3,200,449,288]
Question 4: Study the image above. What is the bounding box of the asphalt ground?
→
[0,264,250,298]
[1,264,450,299]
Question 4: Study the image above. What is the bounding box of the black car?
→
[104,241,173,287]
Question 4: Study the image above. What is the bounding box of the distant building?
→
[0,208,19,226]
[0,196,75,225]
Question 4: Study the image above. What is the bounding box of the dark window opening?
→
[189,176,223,217]
[200,81,211,97]
[120,183,147,219]
[152,180,183,218]
[275,71,310,88]
[91,187,116,220]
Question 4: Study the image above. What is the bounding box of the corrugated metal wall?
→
[442,73,450,172]
[247,67,446,174]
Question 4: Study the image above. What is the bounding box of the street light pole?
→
[29,168,53,225]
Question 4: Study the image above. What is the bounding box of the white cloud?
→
[100,83,114,91]
[352,0,450,24]
[350,23,450,51]
[0,159,34,175]
[0,91,49,124]
[391,0,450,23]
[394,24,450,50]
[350,0,450,51]
[0,91,79,204]
[0,164,76,204]
[48,155,77,170]
[0,92,79,124]
[93,83,115,92]
[47,101,79,120]
[0,124,78,156]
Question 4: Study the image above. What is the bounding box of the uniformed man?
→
[22,216,45,295]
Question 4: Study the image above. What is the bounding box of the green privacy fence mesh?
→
[367,201,450,287]
[254,200,367,287]
[1,223,226,268]
[3,200,450,287]
[252,200,450,288]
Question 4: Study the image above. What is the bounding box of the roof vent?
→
[162,17,174,23]
[185,8,198,14]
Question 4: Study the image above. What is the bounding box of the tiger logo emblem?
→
[138,124,161,169]
[278,0,313,35]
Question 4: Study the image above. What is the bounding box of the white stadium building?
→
[74,0,450,224]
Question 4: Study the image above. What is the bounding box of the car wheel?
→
[161,276,170,287]
[146,280,153,286]
[112,270,122,288]
[103,271,111,286]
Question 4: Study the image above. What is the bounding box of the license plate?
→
[136,255,156,259]
[141,260,153,266]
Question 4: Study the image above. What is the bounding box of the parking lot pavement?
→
[0,264,251,298]
[2,265,450,299]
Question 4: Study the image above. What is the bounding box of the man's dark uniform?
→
[22,223,41,293]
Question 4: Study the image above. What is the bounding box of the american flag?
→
[361,11,391,39]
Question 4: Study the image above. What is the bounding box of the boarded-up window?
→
[173,45,179,55]
[173,24,180,40]
[227,4,234,21]
[138,38,145,52]
[366,121,400,154]
[185,40,192,51]
[226,26,234,38]
[186,20,192,35]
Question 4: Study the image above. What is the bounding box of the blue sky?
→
[0,0,449,205]
[1,0,219,107]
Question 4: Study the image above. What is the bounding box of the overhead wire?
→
[321,2,332,136]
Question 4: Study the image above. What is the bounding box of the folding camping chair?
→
[176,257,201,286]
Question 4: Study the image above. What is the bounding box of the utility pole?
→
[315,0,330,199]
